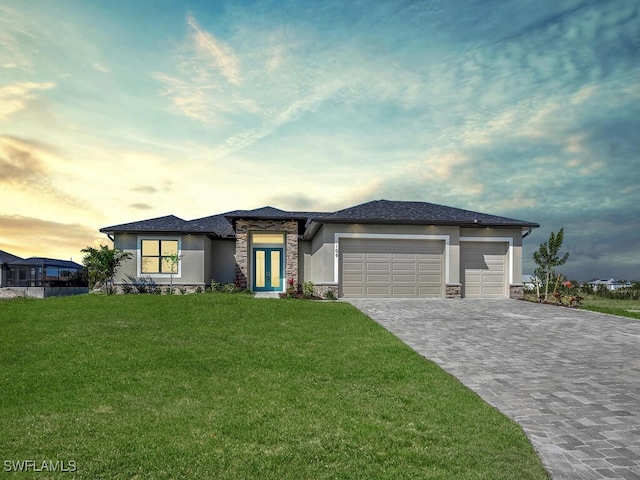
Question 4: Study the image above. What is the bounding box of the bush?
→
[222,283,239,294]
[125,276,158,294]
[302,281,315,298]
[324,290,337,300]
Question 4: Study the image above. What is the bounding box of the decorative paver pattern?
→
[345,298,640,480]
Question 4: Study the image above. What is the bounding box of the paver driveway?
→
[345,298,640,480]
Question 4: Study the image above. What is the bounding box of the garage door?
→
[460,242,508,298]
[340,239,444,298]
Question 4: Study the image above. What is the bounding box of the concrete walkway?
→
[344,298,640,480]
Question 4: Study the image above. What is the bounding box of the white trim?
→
[137,236,182,278]
[460,237,513,284]
[333,233,450,284]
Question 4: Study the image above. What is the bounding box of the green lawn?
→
[0,294,549,479]
[580,295,640,320]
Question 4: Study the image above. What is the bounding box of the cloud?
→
[132,186,158,194]
[0,82,55,120]
[0,5,35,71]
[129,203,153,210]
[92,62,110,73]
[186,13,240,85]
[0,136,85,207]
[0,214,101,259]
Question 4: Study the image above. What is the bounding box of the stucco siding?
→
[210,239,236,284]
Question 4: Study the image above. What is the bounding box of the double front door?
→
[253,248,283,292]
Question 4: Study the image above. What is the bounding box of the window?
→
[251,232,284,244]
[141,239,179,274]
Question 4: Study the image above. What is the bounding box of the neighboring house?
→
[0,250,23,288]
[1,257,88,298]
[100,199,539,299]
[588,278,629,291]
[522,275,539,291]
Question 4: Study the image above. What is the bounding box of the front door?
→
[253,248,283,292]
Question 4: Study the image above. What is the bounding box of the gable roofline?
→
[99,215,223,237]
[0,249,23,264]
[10,257,84,269]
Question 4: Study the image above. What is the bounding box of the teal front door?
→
[253,248,283,292]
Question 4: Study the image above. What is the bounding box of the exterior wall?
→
[234,219,298,290]
[112,233,209,286]
[113,233,137,283]
[299,241,311,283]
[7,286,89,298]
[210,239,236,284]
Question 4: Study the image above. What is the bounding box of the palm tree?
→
[81,245,132,293]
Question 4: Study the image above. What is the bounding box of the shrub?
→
[125,276,157,294]
[302,281,315,298]
[222,283,239,294]
[324,290,337,300]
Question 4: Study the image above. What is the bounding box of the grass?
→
[580,295,640,320]
[523,292,640,320]
[0,294,549,479]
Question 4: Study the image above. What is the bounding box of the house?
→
[1,256,88,298]
[100,199,539,299]
[522,275,539,291]
[588,278,629,291]
[1,250,23,288]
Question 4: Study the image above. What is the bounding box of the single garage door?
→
[460,241,508,298]
[340,238,444,298]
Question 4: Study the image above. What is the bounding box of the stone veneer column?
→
[234,222,249,289]
[234,219,298,290]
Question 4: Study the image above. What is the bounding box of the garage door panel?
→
[461,242,507,298]
[367,274,391,283]
[341,239,444,298]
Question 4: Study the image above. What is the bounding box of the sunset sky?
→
[1,0,638,281]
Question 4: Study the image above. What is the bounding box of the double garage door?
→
[340,239,445,298]
[340,238,508,298]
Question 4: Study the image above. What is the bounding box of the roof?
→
[224,206,328,221]
[100,199,539,237]
[10,257,84,269]
[312,200,539,227]
[0,250,23,264]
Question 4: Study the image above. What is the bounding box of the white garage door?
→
[460,242,508,298]
[340,239,444,298]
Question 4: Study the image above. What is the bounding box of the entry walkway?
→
[344,298,640,480]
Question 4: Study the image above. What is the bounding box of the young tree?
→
[81,245,132,292]
[533,228,570,301]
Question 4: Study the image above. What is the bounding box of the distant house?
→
[0,250,23,288]
[1,255,88,298]
[588,278,629,291]
[522,275,540,291]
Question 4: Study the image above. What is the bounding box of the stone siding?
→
[446,283,462,299]
[509,284,524,300]
[234,219,299,290]
[313,283,339,299]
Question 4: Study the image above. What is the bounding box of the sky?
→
[0,0,638,281]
